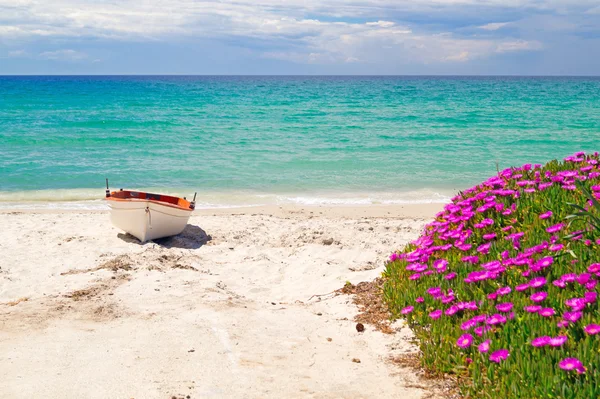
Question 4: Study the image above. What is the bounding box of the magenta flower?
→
[487,314,507,325]
[546,223,564,233]
[429,310,442,319]
[549,336,568,347]
[409,273,421,280]
[538,308,555,317]
[534,257,553,269]
[515,283,530,292]
[483,233,497,240]
[559,358,585,374]
[584,324,600,335]
[553,279,567,288]
[577,273,592,285]
[539,211,553,219]
[524,305,542,313]
[445,272,457,280]
[584,292,597,303]
[489,349,509,363]
[529,277,547,288]
[496,302,514,313]
[557,320,569,328]
[445,305,459,316]
[497,286,512,296]
[565,298,586,311]
[563,311,583,323]
[531,336,551,347]
[457,333,474,348]
[530,292,547,302]
[589,263,600,274]
[477,242,491,254]
[433,259,448,272]
[401,306,414,315]
[478,339,491,353]
[461,319,477,330]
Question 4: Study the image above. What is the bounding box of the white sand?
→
[0,204,442,399]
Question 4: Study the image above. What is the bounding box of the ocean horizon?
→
[2,75,599,209]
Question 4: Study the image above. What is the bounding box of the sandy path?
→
[0,205,441,399]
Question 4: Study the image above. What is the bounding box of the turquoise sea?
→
[1,76,599,209]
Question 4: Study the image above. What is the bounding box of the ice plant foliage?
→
[383,153,600,398]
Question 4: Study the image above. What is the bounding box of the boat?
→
[104,179,196,243]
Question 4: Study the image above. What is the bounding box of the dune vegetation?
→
[383,152,600,398]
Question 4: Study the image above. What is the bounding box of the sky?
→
[0,0,599,75]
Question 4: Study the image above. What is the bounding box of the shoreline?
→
[0,203,444,218]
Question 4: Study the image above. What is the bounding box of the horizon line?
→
[1,74,599,78]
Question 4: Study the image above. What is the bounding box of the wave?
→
[0,188,454,210]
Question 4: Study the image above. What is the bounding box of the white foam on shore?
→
[0,188,453,210]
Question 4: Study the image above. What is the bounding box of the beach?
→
[0,204,443,399]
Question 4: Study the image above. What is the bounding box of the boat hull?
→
[107,200,192,243]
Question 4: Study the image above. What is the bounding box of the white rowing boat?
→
[105,183,195,243]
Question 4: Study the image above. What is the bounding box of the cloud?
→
[495,39,542,53]
[479,22,510,30]
[38,49,88,60]
[0,0,596,69]
[8,49,29,57]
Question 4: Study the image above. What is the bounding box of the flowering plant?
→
[383,152,600,398]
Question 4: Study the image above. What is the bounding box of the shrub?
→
[383,152,600,398]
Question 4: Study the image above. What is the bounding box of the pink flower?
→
[477,242,491,254]
[565,298,586,311]
[429,310,442,319]
[478,339,491,353]
[538,308,555,317]
[563,311,583,323]
[524,305,541,313]
[433,259,448,272]
[529,277,547,288]
[559,358,585,374]
[589,263,600,274]
[539,211,553,219]
[530,292,548,302]
[496,302,514,313]
[515,283,530,292]
[584,324,600,335]
[401,306,414,315]
[483,233,497,240]
[445,305,460,316]
[584,292,597,303]
[497,286,512,296]
[534,257,553,269]
[445,272,457,280]
[486,314,507,325]
[415,297,424,303]
[546,223,564,233]
[549,336,568,347]
[457,333,474,348]
[489,349,509,363]
[531,336,551,347]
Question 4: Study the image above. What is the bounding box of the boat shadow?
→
[117,224,212,249]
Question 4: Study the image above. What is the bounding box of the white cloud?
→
[8,49,29,57]
[479,22,510,30]
[38,49,87,60]
[495,39,542,53]
[1,0,588,66]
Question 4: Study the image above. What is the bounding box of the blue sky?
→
[0,0,599,75]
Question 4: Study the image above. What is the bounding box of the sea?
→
[1,76,599,210]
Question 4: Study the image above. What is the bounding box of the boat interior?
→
[107,190,194,210]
